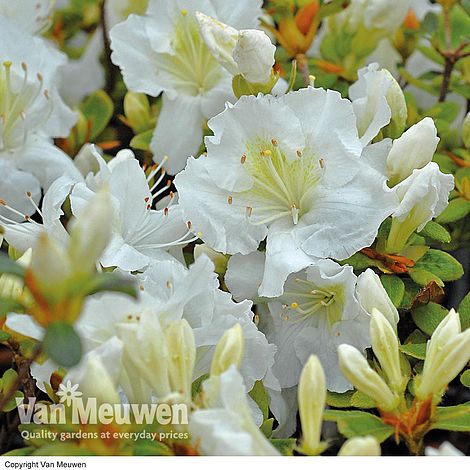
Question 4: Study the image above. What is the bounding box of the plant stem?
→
[438,56,454,102]
[296,53,311,87]
[100,0,118,95]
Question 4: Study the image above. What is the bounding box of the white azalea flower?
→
[109,0,263,174]
[349,63,407,144]
[1,176,74,251]
[175,87,398,297]
[196,12,275,84]
[227,253,371,392]
[386,162,454,253]
[70,149,193,271]
[189,366,279,456]
[0,16,79,220]
[0,0,53,35]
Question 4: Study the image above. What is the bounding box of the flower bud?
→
[356,269,399,326]
[196,12,276,85]
[386,163,454,254]
[338,344,398,411]
[462,112,470,148]
[165,319,196,402]
[338,436,381,456]
[298,355,326,455]
[210,323,244,377]
[117,313,171,399]
[416,309,470,399]
[370,309,406,393]
[233,30,276,84]
[383,69,407,139]
[123,92,152,134]
[30,233,72,289]
[69,188,114,274]
[0,249,31,301]
[387,118,439,186]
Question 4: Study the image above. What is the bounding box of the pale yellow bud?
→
[210,323,244,377]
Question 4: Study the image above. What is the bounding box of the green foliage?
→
[323,410,394,442]
[411,302,449,335]
[79,90,114,141]
[0,369,24,412]
[43,322,82,368]
[460,370,470,388]
[420,221,451,244]
[432,402,470,432]
[410,249,464,285]
[381,275,405,308]
[458,291,470,330]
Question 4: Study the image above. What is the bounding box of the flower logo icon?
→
[56,381,83,406]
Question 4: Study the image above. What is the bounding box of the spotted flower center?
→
[155,12,222,96]
[236,139,323,226]
[282,278,344,327]
[0,61,51,151]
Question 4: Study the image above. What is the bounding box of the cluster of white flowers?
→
[0,0,468,457]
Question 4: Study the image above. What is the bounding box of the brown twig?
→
[0,346,42,412]
[100,0,118,95]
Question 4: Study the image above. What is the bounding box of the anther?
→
[296,150,302,158]
[319,158,325,169]
[246,206,253,217]
[271,138,279,147]
[227,196,233,205]
[164,207,169,216]
[187,221,192,230]
[260,149,272,157]
[240,154,247,164]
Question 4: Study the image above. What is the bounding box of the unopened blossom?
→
[416,309,470,400]
[425,442,464,456]
[189,366,280,456]
[338,344,398,411]
[196,12,276,84]
[349,63,407,144]
[298,355,326,455]
[386,162,454,253]
[175,87,397,297]
[110,0,263,174]
[0,16,79,221]
[356,269,399,327]
[338,436,381,456]
[386,118,439,186]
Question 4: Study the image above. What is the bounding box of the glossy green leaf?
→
[270,439,296,456]
[436,198,470,224]
[412,249,463,282]
[381,275,405,308]
[420,221,451,243]
[130,129,153,151]
[458,291,470,330]
[323,410,394,442]
[411,302,449,335]
[460,370,470,388]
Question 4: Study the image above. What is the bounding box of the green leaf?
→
[249,380,269,422]
[420,221,451,243]
[432,402,470,431]
[82,272,138,299]
[458,291,470,330]
[408,267,443,287]
[191,374,208,399]
[79,90,114,140]
[426,102,461,123]
[323,410,394,443]
[460,370,470,388]
[401,279,422,310]
[326,390,354,408]
[43,322,82,368]
[412,249,464,282]
[270,439,296,456]
[380,275,405,308]
[0,369,24,412]
[411,302,449,335]
[436,198,470,224]
[351,391,376,409]
[0,253,25,278]
[400,343,427,360]
[130,129,153,151]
